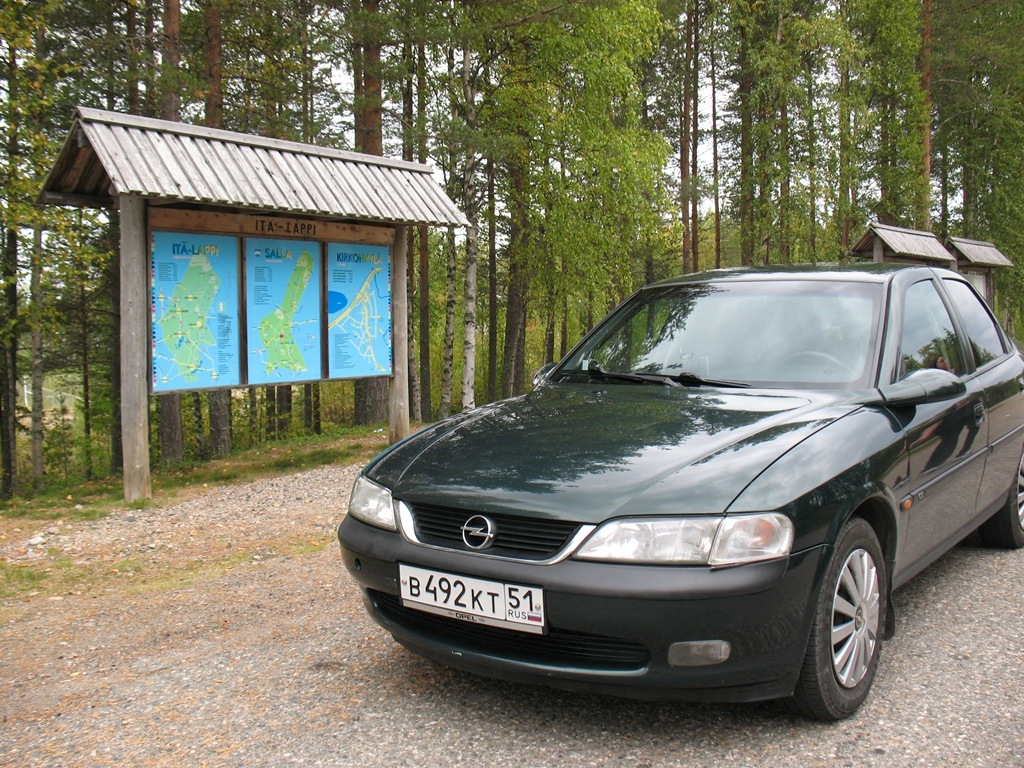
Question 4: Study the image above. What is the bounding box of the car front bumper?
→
[338,515,827,703]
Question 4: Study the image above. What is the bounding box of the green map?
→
[159,254,218,374]
[151,232,241,392]
[246,238,322,385]
[257,250,314,373]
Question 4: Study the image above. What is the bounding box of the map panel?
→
[246,238,322,385]
[151,232,241,392]
[326,243,392,379]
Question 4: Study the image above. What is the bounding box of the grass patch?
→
[0,427,382,601]
[0,561,48,598]
[1,426,385,525]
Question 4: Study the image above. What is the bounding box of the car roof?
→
[648,262,950,289]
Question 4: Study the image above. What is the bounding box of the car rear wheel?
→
[978,447,1024,549]
[788,517,886,720]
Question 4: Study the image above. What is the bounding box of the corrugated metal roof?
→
[947,236,1013,268]
[40,107,469,228]
[850,222,953,264]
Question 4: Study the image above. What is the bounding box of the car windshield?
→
[558,279,883,389]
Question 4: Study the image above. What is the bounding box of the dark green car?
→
[338,264,1024,720]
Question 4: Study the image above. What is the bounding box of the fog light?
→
[668,640,731,667]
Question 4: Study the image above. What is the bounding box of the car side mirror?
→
[874,368,967,407]
[532,363,556,389]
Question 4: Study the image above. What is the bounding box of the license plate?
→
[398,564,546,634]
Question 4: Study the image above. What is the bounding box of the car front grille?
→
[407,503,583,560]
[372,591,650,671]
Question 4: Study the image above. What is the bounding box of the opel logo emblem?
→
[461,515,497,550]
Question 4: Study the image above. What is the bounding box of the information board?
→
[245,238,322,385]
[149,219,394,392]
[151,232,241,392]
[326,242,393,379]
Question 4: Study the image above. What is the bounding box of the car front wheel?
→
[788,517,886,720]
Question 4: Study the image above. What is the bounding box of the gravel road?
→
[2,464,1022,767]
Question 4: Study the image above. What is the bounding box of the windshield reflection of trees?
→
[570,285,714,374]
[568,282,876,386]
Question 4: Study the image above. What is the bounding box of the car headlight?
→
[348,476,397,531]
[709,513,793,566]
[573,513,793,566]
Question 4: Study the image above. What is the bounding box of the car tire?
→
[978,448,1024,549]
[787,517,886,721]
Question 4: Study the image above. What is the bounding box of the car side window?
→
[899,280,965,378]
[942,278,1007,369]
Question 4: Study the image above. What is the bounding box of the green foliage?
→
[1,0,1021,494]
[932,0,1024,331]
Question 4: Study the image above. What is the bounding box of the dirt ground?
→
[2,462,1022,768]
[0,463,372,766]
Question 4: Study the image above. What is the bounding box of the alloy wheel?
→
[831,547,881,688]
[1017,453,1024,530]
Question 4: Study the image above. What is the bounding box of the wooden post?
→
[119,194,152,501]
[389,225,411,443]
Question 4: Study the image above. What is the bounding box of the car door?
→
[896,277,988,572]
[941,277,1024,514]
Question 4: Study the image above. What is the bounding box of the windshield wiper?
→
[567,365,681,387]
[668,371,750,389]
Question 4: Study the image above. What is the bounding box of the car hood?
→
[366,384,862,523]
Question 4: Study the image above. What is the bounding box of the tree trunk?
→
[407,231,420,421]
[417,42,432,421]
[276,385,291,436]
[209,388,232,455]
[192,393,209,459]
[312,382,321,434]
[202,0,233,456]
[418,225,431,420]
[401,45,421,421]
[486,158,497,403]
[156,0,186,464]
[919,0,933,229]
[459,46,480,412]
[807,71,818,261]
[126,1,139,112]
[203,0,223,127]
[265,386,277,438]
[780,100,791,263]
[462,224,479,410]
[81,296,93,481]
[352,0,389,425]
[689,0,699,272]
[108,219,123,475]
[710,18,722,268]
[439,229,457,419]
[503,155,530,398]
[681,9,692,271]
[30,228,44,488]
[939,136,949,239]
[838,60,852,251]
[1,45,19,498]
[737,22,754,266]
[248,387,258,445]
[158,394,184,464]
[162,0,180,120]
[304,383,313,432]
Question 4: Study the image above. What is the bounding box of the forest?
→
[1,0,1022,498]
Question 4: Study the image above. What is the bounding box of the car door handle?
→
[974,402,986,426]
